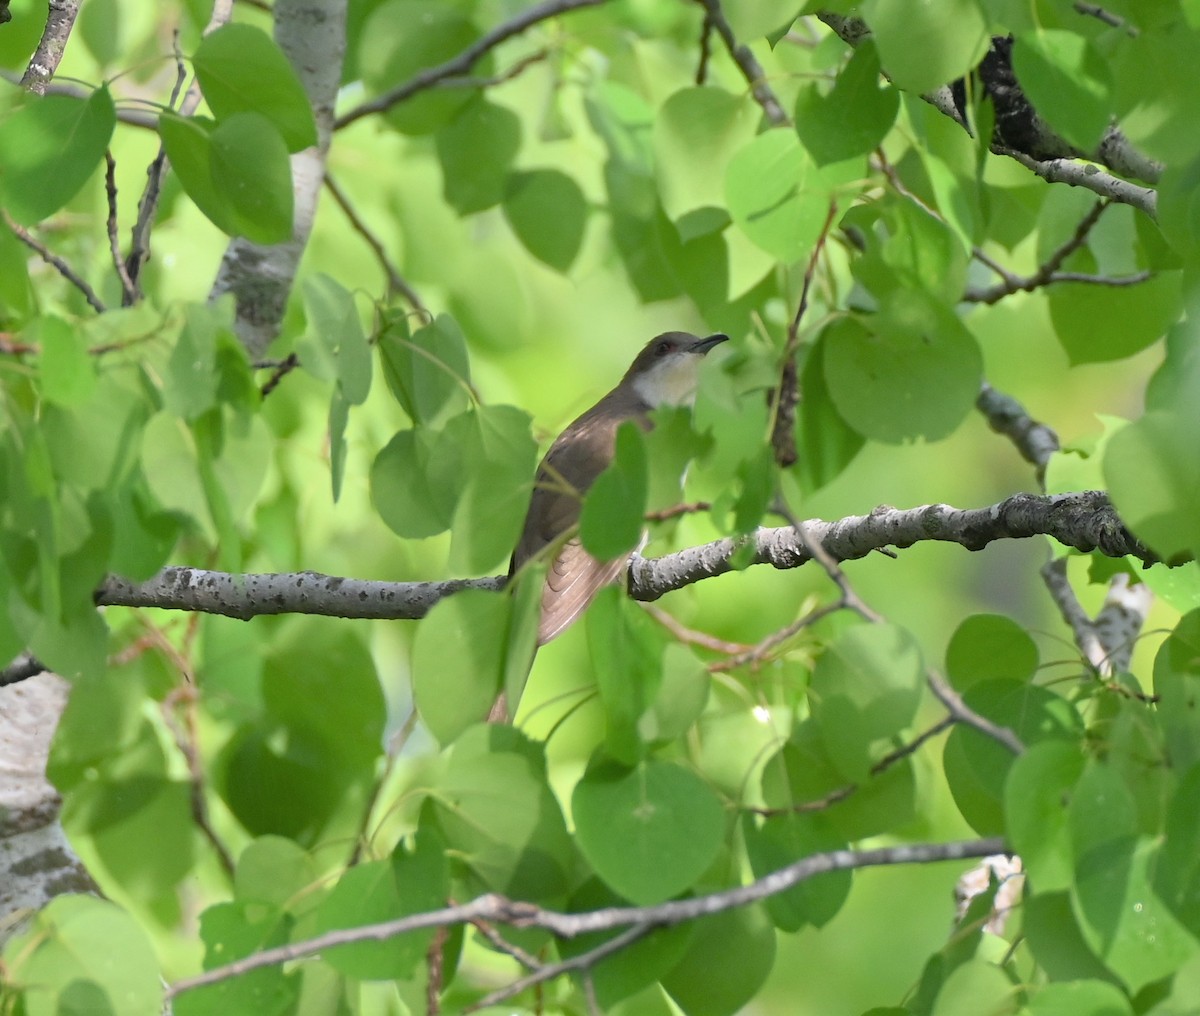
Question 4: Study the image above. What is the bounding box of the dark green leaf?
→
[1012,29,1112,152]
[503,169,588,272]
[795,42,899,165]
[158,113,237,235]
[572,756,724,905]
[0,88,115,224]
[193,22,317,151]
[661,904,776,1016]
[436,97,521,214]
[946,613,1039,691]
[369,425,462,538]
[378,312,472,426]
[743,812,851,931]
[209,112,294,243]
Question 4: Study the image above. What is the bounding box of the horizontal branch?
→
[334,0,608,130]
[168,834,1006,998]
[93,492,1155,623]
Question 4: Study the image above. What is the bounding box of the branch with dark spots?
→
[83,492,1155,628]
[20,0,81,94]
[975,384,1060,479]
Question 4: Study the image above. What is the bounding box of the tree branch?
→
[4,210,106,313]
[974,384,1060,480]
[334,0,609,130]
[694,0,788,125]
[997,148,1157,217]
[167,835,1007,999]
[90,492,1155,625]
[20,0,81,94]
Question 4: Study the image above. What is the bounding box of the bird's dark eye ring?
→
[654,341,670,356]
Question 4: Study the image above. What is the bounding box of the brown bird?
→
[511,331,729,643]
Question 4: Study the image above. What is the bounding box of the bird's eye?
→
[654,341,671,357]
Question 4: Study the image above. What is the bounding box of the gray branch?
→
[94,492,1155,623]
[20,0,81,94]
[209,0,348,357]
[167,835,1007,998]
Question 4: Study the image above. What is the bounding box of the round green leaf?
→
[946,613,1039,691]
[193,22,317,151]
[436,97,521,215]
[580,420,648,560]
[1049,272,1181,365]
[661,904,776,1016]
[1027,981,1131,1016]
[158,113,238,235]
[861,0,990,94]
[572,757,725,905]
[359,0,486,135]
[502,169,588,272]
[0,87,116,224]
[209,112,294,243]
[1005,741,1085,892]
[654,86,758,241]
[823,297,982,443]
[2,896,162,1016]
[809,622,924,782]
[412,588,509,744]
[369,426,462,538]
[795,42,899,165]
[726,130,828,263]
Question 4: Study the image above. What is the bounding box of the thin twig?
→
[695,7,715,85]
[709,601,842,673]
[322,175,427,315]
[4,210,106,313]
[645,501,711,521]
[642,603,755,654]
[1073,2,1135,32]
[468,918,544,971]
[104,151,139,306]
[997,148,1157,217]
[259,352,300,397]
[439,49,550,90]
[467,924,652,1011]
[927,669,1025,754]
[167,836,1007,998]
[335,0,608,130]
[770,199,838,466]
[693,0,788,125]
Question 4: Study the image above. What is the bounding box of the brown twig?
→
[322,175,427,315]
[642,603,755,654]
[104,151,139,306]
[645,501,711,521]
[259,352,300,397]
[335,0,608,130]
[439,49,551,90]
[709,601,842,673]
[4,210,106,313]
[692,0,788,125]
[695,6,715,85]
[770,199,838,467]
[927,669,1025,754]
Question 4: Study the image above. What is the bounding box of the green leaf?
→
[946,614,1039,691]
[1023,891,1115,985]
[379,311,471,426]
[580,420,648,560]
[1104,410,1200,562]
[860,0,990,94]
[298,273,372,403]
[1156,763,1200,935]
[158,113,238,234]
[929,959,1017,1016]
[823,297,982,444]
[316,826,448,979]
[1049,273,1181,365]
[572,756,724,905]
[743,812,851,931]
[1004,741,1085,892]
[193,22,317,151]
[558,878,694,1008]
[809,622,924,781]
[2,896,162,1016]
[795,42,899,165]
[661,904,777,1016]
[654,86,758,241]
[1152,610,1200,773]
[370,425,462,538]
[502,168,588,272]
[447,405,537,574]
[37,314,95,406]
[726,130,845,264]
[163,303,225,419]
[586,586,664,764]
[1012,29,1112,151]
[1026,981,1132,1016]
[412,588,509,744]
[945,680,1083,835]
[1073,836,1198,994]
[431,725,574,901]
[234,836,317,907]
[436,96,521,214]
[0,87,116,224]
[795,333,865,490]
[209,112,294,243]
[359,0,487,135]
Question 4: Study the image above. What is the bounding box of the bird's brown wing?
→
[537,538,625,643]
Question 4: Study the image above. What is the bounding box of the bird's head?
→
[623,331,729,408]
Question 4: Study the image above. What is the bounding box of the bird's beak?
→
[690,333,729,355]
